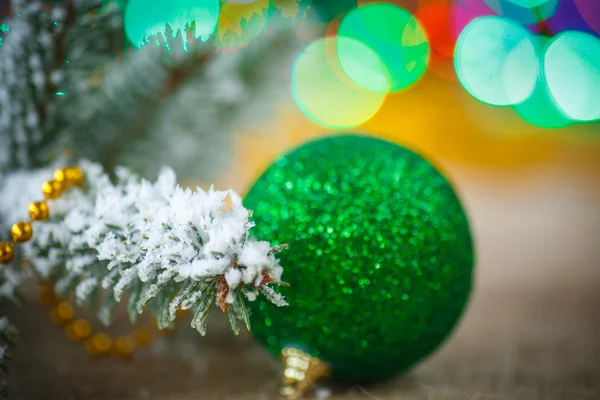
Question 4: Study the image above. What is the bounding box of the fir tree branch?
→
[0,3,63,169]
[44,0,75,102]
[0,0,125,172]
[101,28,218,169]
[23,161,287,335]
[0,316,18,398]
[0,235,25,398]
[65,20,306,183]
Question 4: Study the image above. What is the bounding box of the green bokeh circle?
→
[513,36,571,128]
[544,31,600,122]
[244,135,474,382]
[338,4,430,92]
[291,37,387,129]
[455,16,538,106]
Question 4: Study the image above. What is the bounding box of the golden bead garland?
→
[1,166,165,358]
[0,165,82,264]
[39,281,163,358]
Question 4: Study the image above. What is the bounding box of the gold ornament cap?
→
[280,347,331,399]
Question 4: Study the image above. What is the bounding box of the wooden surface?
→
[4,166,600,400]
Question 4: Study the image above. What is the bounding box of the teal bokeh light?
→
[545,31,600,122]
[338,3,429,92]
[455,16,538,106]
[124,0,220,50]
[513,36,570,128]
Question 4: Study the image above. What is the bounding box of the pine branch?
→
[0,0,125,173]
[0,2,66,170]
[39,0,75,118]
[65,21,306,183]
[24,161,288,335]
[0,234,25,398]
[100,27,218,169]
[59,1,124,96]
[0,166,43,397]
[0,316,18,397]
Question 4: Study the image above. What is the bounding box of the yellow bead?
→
[11,222,33,243]
[0,242,14,264]
[65,166,84,187]
[49,301,74,324]
[85,333,112,356]
[54,166,84,188]
[57,301,74,321]
[114,336,135,357]
[53,168,68,183]
[41,180,64,200]
[28,201,49,221]
[66,319,91,341]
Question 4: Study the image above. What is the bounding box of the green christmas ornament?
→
[243,135,474,397]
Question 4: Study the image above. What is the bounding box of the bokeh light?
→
[482,0,559,25]
[545,0,596,35]
[450,0,496,41]
[514,80,572,128]
[223,0,263,3]
[417,0,455,59]
[338,3,430,92]
[124,0,220,49]
[312,0,357,22]
[455,16,538,106]
[544,31,600,122]
[325,14,342,38]
[573,0,600,35]
[416,0,458,80]
[336,38,391,93]
[291,37,387,129]
[513,36,571,128]
[215,0,269,49]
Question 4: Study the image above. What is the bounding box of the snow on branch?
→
[24,161,287,335]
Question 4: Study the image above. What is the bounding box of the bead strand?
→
[39,281,161,358]
[1,165,165,358]
[0,165,82,264]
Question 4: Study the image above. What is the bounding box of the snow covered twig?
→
[24,161,287,335]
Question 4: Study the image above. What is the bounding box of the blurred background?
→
[220,0,600,193]
[1,0,599,398]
